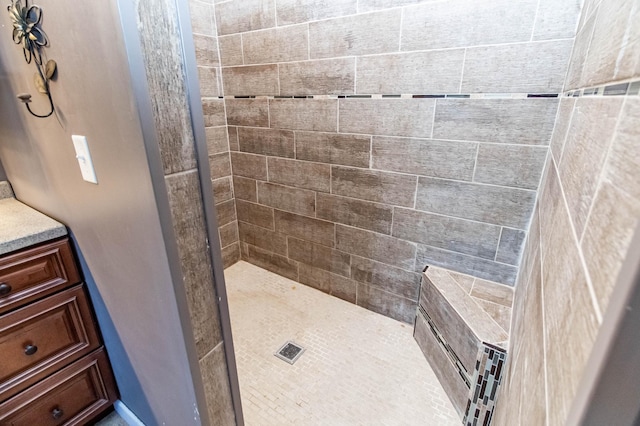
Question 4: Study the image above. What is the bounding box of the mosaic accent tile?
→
[463,344,507,426]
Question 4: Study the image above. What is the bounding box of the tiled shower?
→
[186,0,640,424]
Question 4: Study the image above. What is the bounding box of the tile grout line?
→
[494,227,504,262]
[457,48,467,94]
[529,0,542,42]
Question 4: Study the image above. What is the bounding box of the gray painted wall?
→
[0,0,205,423]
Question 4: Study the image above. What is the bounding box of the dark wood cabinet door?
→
[0,238,81,315]
[0,348,117,426]
[0,285,100,402]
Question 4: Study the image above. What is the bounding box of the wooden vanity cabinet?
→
[0,237,117,425]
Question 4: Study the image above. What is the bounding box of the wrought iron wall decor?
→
[8,0,56,118]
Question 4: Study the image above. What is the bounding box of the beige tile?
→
[462,40,573,93]
[267,157,331,192]
[221,242,241,269]
[401,0,536,51]
[257,181,316,216]
[356,50,464,94]
[549,98,576,163]
[193,34,219,67]
[339,99,434,138]
[238,127,295,158]
[243,244,299,281]
[433,98,558,145]
[298,263,357,303]
[295,131,371,168]
[288,237,351,277]
[372,137,476,180]
[357,283,416,324]
[270,99,338,132]
[470,279,514,308]
[447,271,475,294]
[199,344,235,425]
[279,58,355,95]
[565,12,597,90]
[495,228,527,266]
[236,199,275,230]
[198,66,220,97]
[336,225,416,270]
[358,0,425,12]
[189,0,215,36]
[218,34,243,66]
[202,98,226,127]
[559,98,623,236]
[219,220,239,248]
[276,0,357,25]
[209,152,231,179]
[225,98,269,127]
[222,65,279,96]
[351,255,421,301]
[233,176,257,202]
[227,126,239,151]
[215,0,276,35]
[212,176,233,203]
[473,144,548,190]
[332,166,417,207]
[309,10,401,59]
[532,0,581,40]
[316,193,393,234]
[205,126,229,155]
[243,25,308,65]
[604,98,640,200]
[230,152,268,180]
[215,199,236,226]
[238,220,287,255]
[274,210,335,247]
[393,207,501,260]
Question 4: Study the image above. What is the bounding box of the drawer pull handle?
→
[0,283,11,296]
[24,344,38,356]
[51,407,64,420]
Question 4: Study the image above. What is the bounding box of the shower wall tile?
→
[233,176,257,202]
[495,228,526,266]
[238,127,295,158]
[198,66,221,97]
[462,40,573,93]
[215,0,276,35]
[316,193,393,235]
[565,12,596,90]
[216,199,237,226]
[189,0,216,36]
[309,10,401,59]
[604,98,640,201]
[279,58,356,95]
[401,0,536,51]
[202,98,226,127]
[206,126,229,155]
[238,221,287,255]
[357,0,424,12]
[470,279,514,308]
[236,199,275,230]
[532,0,581,41]
[473,144,548,190]
[199,343,236,425]
[392,207,502,260]
[209,152,232,179]
[221,242,241,269]
[433,99,559,145]
[331,166,417,207]
[416,177,537,229]
[295,132,371,168]
[257,182,316,216]
[222,65,279,96]
[225,98,269,127]
[287,237,351,277]
[298,264,357,303]
[227,126,239,151]
[270,99,338,132]
[243,25,309,65]
[218,34,243,66]
[356,283,416,323]
[549,98,576,163]
[212,176,234,203]
[416,245,518,286]
[356,50,465,94]
[276,0,357,25]
[372,137,477,180]
[243,244,299,281]
[218,221,239,247]
[230,152,268,180]
[339,99,434,138]
[193,35,220,67]
[336,225,417,270]
[351,256,421,301]
[267,157,331,192]
[274,210,335,247]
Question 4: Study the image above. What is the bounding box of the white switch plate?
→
[71,135,98,184]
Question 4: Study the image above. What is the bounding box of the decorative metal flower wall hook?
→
[8,0,57,118]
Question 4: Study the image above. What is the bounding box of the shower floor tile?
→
[225,261,460,425]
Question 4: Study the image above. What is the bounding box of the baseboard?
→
[114,400,146,426]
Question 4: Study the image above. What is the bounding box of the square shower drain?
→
[274,341,305,364]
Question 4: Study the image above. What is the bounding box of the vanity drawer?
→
[0,285,100,402]
[0,238,81,315]
[0,348,116,426]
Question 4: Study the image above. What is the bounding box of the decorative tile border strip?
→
[218,92,560,100]
[565,78,640,98]
[463,344,507,426]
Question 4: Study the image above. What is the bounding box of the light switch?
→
[71,135,98,184]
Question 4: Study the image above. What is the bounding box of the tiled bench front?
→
[414,266,513,425]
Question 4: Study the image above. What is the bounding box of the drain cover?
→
[274,341,305,364]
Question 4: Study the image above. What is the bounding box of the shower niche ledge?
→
[414,266,513,425]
